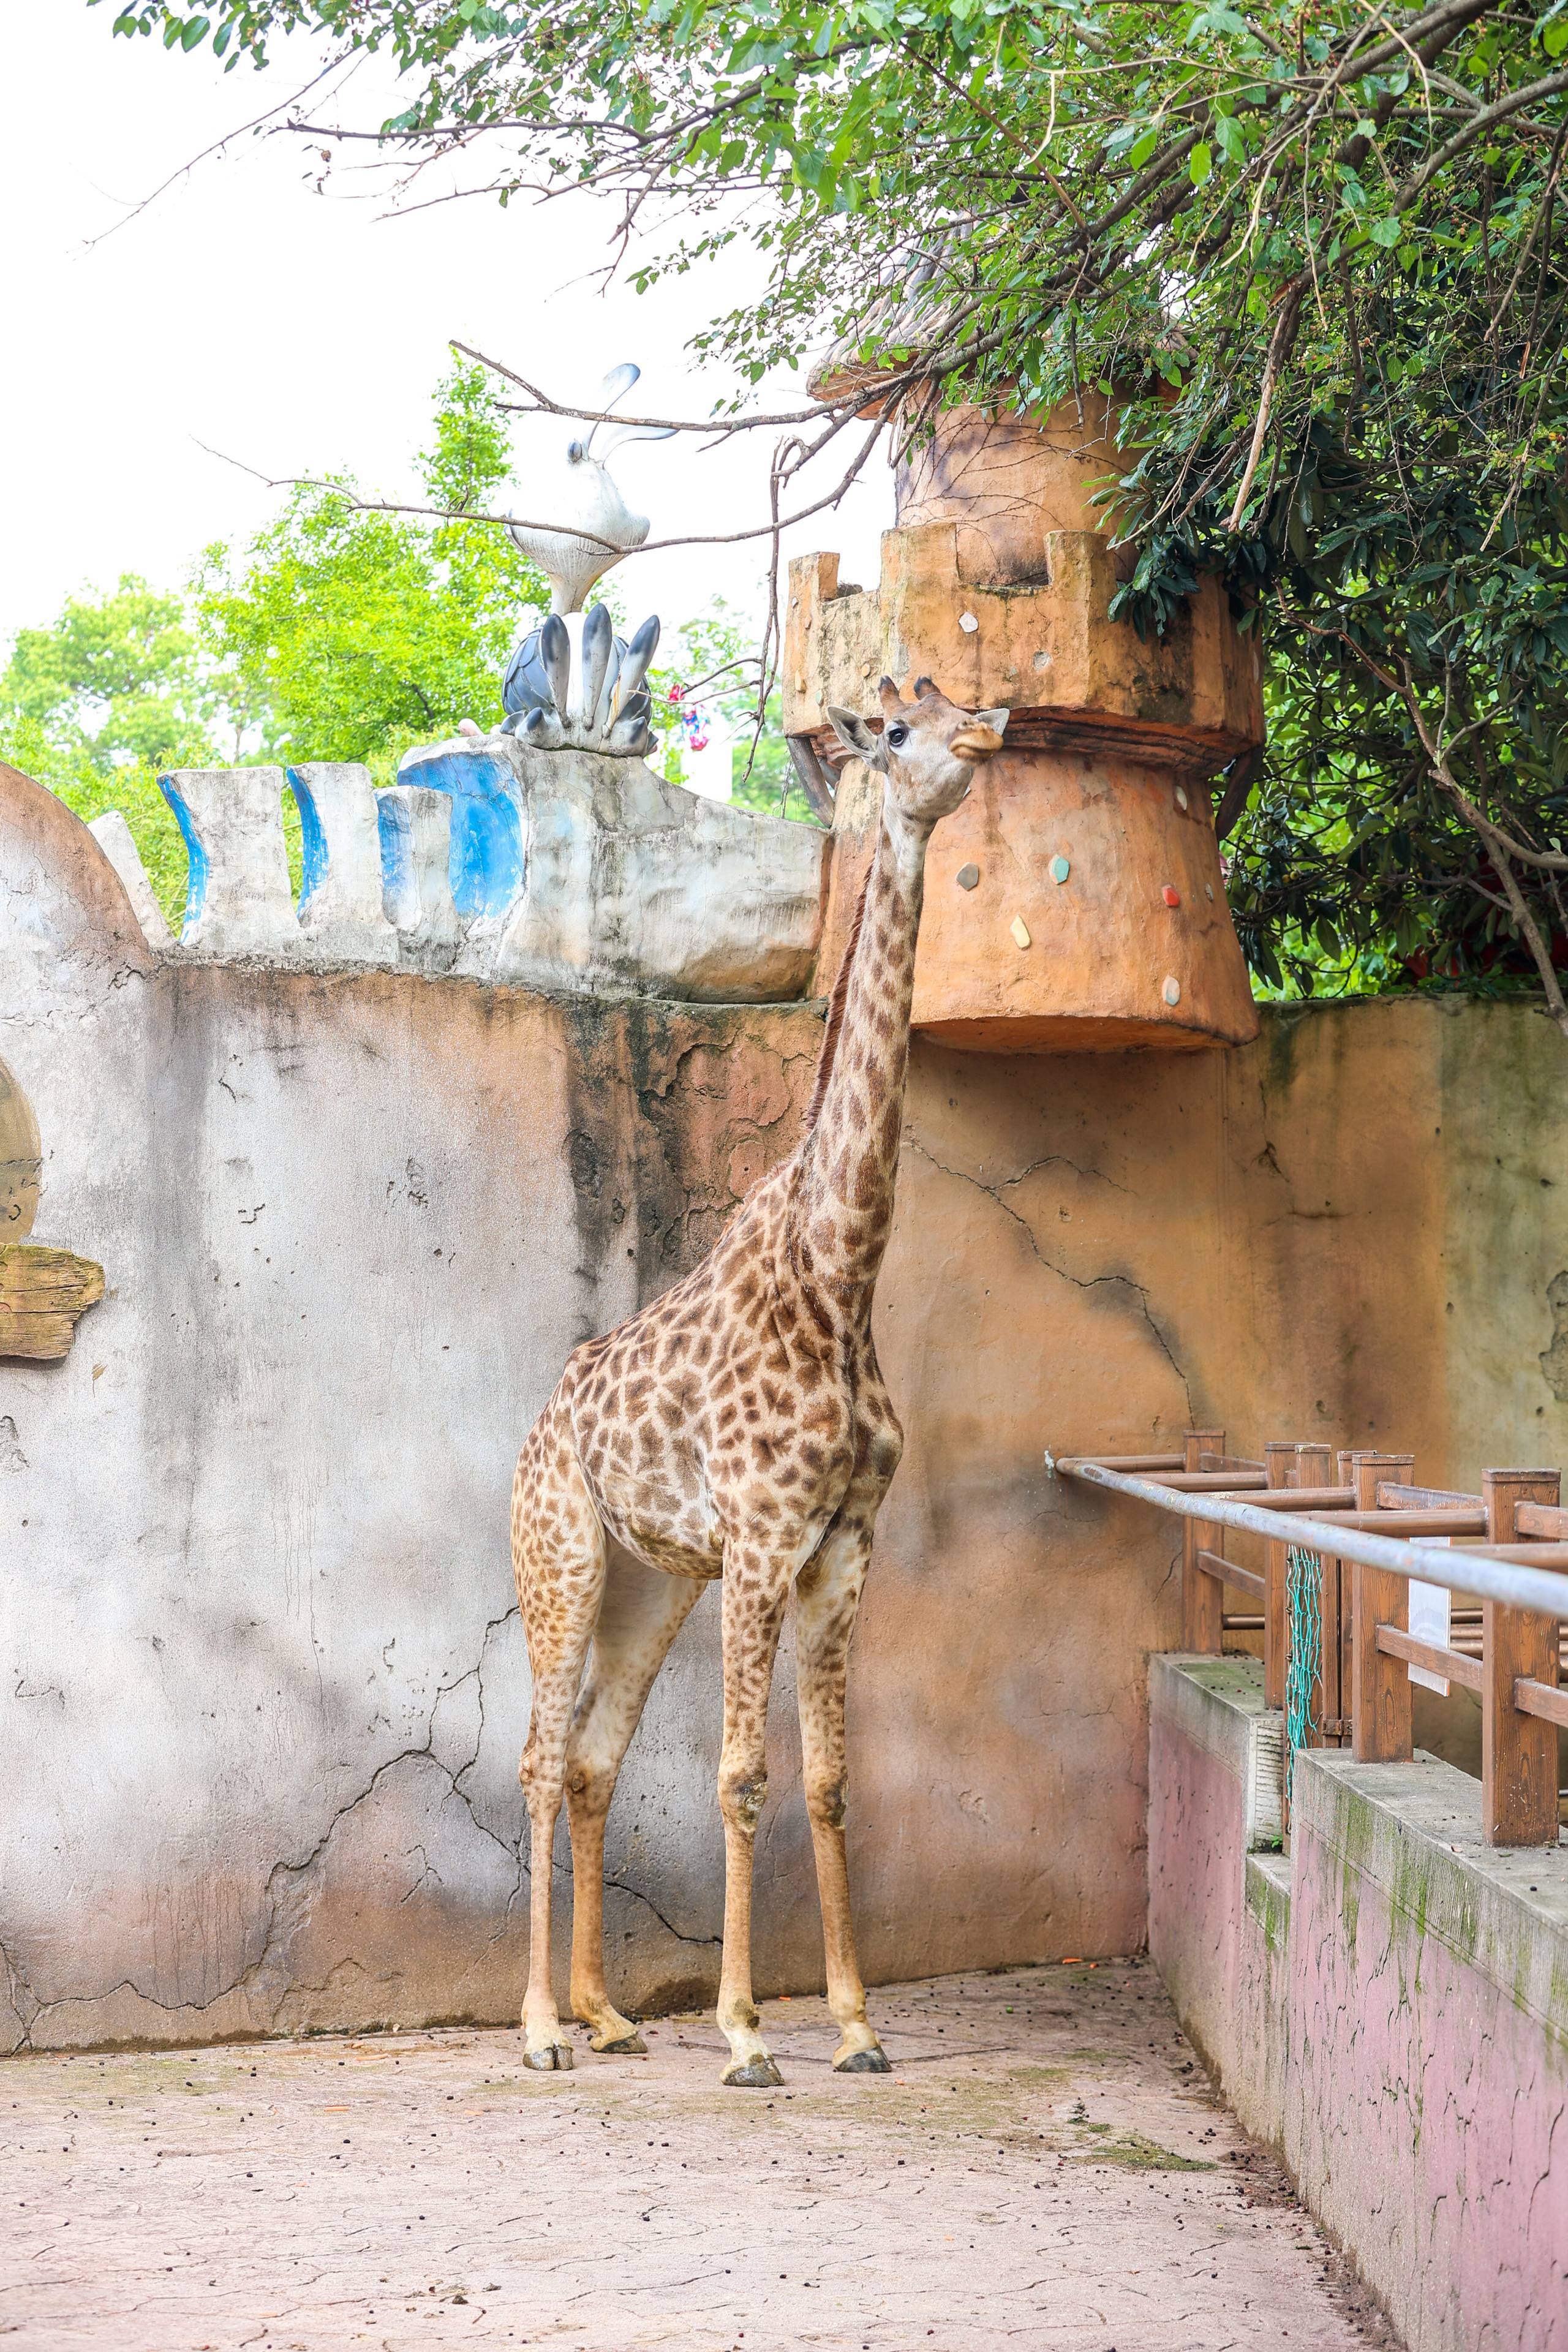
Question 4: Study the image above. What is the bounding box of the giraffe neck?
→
[790,791,930,1325]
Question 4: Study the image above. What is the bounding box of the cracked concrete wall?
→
[6,765,1568,2055]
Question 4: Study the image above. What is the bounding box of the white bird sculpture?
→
[506,363,674,615]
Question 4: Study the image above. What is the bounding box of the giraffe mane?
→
[804,859,874,1131]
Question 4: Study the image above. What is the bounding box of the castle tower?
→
[785,390,1262,1052]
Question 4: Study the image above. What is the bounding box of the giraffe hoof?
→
[834,2044,892,2074]
[521,2041,575,2072]
[592,2030,646,2056]
[722,2056,784,2089]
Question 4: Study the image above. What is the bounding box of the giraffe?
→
[510,676,1009,2086]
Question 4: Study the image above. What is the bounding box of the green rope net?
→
[1284,1544,1321,1797]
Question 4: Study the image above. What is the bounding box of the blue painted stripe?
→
[285,769,330,913]
[158,774,208,940]
[390,748,524,919]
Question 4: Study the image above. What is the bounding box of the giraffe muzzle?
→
[949,725,1004,761]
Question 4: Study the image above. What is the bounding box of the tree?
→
[102,0,1568,1020]
[0,575,224,919]
[649,600,815,821]
[195,360,546,769]
[1,572,218,770]
[1,362,550,925]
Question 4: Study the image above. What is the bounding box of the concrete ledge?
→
[1296,1747,1568,2042]
[1149,1652,1568,2352]
[1243,1849,1291,1956]
[1150,1653,1283,1850]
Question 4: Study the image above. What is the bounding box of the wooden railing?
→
[1055,1434,1568,1849]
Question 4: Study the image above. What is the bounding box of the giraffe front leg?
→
[795,1520,890,2075]
[715,1556,791,2088]
[566,1551,703,2054]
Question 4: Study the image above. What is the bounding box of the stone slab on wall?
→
[7,762,1568,2053]
[1150,1656,1568,2352]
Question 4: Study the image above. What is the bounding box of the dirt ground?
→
[1,1959,1399,2351]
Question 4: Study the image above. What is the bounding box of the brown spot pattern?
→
[508,681,1004,2078]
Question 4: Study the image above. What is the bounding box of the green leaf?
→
[1368,215,1402,246]
[1130,127,1159,168]
[1189,141,1213,185]
[1545,19,1568,54]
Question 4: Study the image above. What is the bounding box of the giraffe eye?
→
[886,725,908,747]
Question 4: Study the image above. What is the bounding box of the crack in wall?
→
[997,1150,1131,1199]
[600,1877,721,1951]
[3,1588,716,2049]
[907,1136,1193,1420]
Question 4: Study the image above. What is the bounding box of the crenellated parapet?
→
[785,399,1264,1054]
[90,737,828,1006]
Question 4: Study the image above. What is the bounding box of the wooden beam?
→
[1444,1542,1568,1564]
[1148,1471,1270,1493]
[1377,1481,1482,1512]
[1217,1485,1354,1513]
[1293,1507,1487,1536]
[0,1243,105,1360]
[1512,1500,1568,1540]
[1196,1550,1265,1600]
[1073,1452,1186,1472]
[1374,1625,1485,1695]
[1514,1676,1568,1732]
[1482,1469,1562,1848]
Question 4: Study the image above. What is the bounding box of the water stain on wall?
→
[1539,1269,1568,1401]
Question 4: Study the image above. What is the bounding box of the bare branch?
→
[1401,669,1568,1036]
[452,342,856,436]
[1227,276,1306,530]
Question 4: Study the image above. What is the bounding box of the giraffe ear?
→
[974,707,1011,736]
[826,706,886,768]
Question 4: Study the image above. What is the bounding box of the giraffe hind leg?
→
[513,1427,608,2071]
[565,1545,703,2052]
[715,1546,793,2088]
[796,1508,891,2074]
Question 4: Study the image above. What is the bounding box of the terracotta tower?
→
[785,388,1263,1052]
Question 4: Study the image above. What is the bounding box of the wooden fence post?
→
[1262,1440,1294,1711]
[1351,1452,1415,1765]
[1296,1442,1340,1746]
[1481,1467,1562,1847]
[1183,1428,1224,1654]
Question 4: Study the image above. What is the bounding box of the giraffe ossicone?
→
[510,674,1009,2086]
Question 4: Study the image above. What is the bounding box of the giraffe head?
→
[826,678,1009,827]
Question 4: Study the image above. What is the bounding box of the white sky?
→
[0,8,893,654]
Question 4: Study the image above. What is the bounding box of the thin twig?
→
[1227,277,1307,530]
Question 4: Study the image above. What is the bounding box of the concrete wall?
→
[1149,1655,1567,2352]
[6,760,1568,2053]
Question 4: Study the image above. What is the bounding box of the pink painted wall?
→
[1150,1657,1567,2352]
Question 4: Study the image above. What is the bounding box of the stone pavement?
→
[1,1959,1399,2351]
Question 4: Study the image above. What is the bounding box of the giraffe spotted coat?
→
[511,677,1008,2086]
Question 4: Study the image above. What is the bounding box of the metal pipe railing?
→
[1052,1455,1568,1618]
